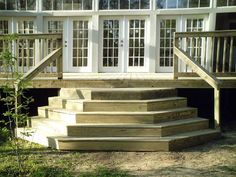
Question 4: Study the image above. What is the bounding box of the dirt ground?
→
[74,131,236,177]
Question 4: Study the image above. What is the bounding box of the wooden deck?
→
[1,73,236,88]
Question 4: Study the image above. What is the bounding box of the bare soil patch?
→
[74,131,236,176]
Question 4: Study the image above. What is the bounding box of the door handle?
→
[64,40,67,47]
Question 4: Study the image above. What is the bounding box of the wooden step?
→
[48,129,221,151]
[48,97,187,112]
[59,88,177,100]
[67,118,209,137]
[38,107,197,124]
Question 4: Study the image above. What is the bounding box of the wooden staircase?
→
[18,88,221,151]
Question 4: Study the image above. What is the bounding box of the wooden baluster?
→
[229,37,233,72]
[203,37,207,69]
[210,37,215,73]
[173,35,179,79]
[216,37,220,73]
[21,40,25,73]
[197,37,201,65]
[16,39,19,73]
[222,37,227,73]
[26,39,30,72]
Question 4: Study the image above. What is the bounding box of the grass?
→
[0,140,132,177]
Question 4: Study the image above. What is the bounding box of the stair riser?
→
[169,131,221,151]
[67,121,208,137]
[161,121,209,136]
[153,108,198,123]
[91,89,177,100]
[38,108,77,123]
[48,97,67,108]
[67,120,208,137]
[65,99,187,112]
[54,131,221,151]
[55,140,170,151]
[60,89,92,99]
[59,88,177,100]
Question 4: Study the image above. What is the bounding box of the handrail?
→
[174,46,221,90]
[20,47,62,82]
[0,33,62,40]
[175,30,236,38]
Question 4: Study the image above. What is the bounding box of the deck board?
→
[0,73,236,88]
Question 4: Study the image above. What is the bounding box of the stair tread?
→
[67,118,208,128]
[64,97,186,103]
[38,106,196,115]
[52,129,220,142]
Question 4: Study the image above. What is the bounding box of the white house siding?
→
[0,0,236,73]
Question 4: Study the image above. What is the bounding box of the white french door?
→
[99,17,148,73]
[68,18,91,72]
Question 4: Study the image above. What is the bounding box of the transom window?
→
[0,0,36,10]
[99,0,150,10]
[73,21,89,67]
[217,0,236,6]
[156,0,210,9]
[159,19,176,67]
[43,0,93,10]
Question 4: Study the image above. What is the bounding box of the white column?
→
[91,15,99,73]
[148,12,157,73]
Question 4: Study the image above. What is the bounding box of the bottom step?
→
[47,129,220,151]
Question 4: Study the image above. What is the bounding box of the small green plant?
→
[0,34,34,176]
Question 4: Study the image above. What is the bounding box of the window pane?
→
[120,0,129,9]
[178,0,188,8]
[141,0,150,9]
[63,0,72,10]
[130,0,139,9]
[200,0,210,7]
[0,0,5,10]
[54,0,62,10]
[217,0,227,6]
[7,0,16,10]
[110,0,118,9]
[229,0,236,6]
[43,0,52,10]
[27,0,36,10]
[189,0,199,7]
[99,0,108,9]
[83,0,92,10]
[73,0,82,10]
[157,0,166,9]
[167,0,177,8]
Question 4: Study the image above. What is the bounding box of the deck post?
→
[173,34,178,80]
[57,54,63,80]
[173,54,178,80]
[214,88,221,129]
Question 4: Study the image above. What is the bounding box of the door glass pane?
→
[103,20,119,67]
[17,20,35,69]
[159,19,176,67]
[186,18,204,64]
[73,20,89,67]
[129,20,145,67]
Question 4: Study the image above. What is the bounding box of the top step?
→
[59,88,177,100]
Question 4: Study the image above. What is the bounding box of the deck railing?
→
[173,30,236,129]
[173,30,236,78]
[0,33,63,79]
